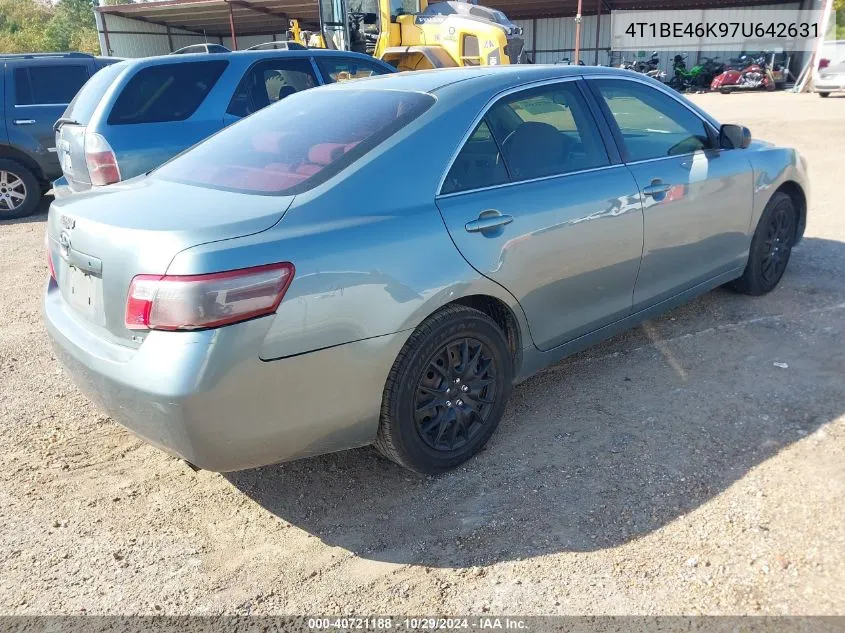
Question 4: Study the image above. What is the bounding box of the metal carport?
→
[93,0,817,63]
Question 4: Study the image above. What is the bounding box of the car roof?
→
[323,64,640,95]
[323,64,722,129]
[119,48,382,69]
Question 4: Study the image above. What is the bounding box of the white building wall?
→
[221,34,291,50]
[516,2,805,72]
[96,13,219,57]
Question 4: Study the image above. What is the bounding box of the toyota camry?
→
[44,65,809,474]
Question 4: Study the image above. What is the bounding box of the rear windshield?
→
[154,88,434,196]
[64,62,125,125]
[107,60,228,125]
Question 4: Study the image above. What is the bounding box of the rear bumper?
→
[815,79,845,92]
[44,280,409,471]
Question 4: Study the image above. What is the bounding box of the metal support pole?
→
[101,12,112,56]
[531,17,537,63]
[166,25,174,53]
[574,0,583,64]
[228,1,238,50]
[594,0,601,65]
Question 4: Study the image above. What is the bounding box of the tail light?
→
[85,132,121,186]
[125,263,294,331]
[46,232,56,280]
[819,58,830,70]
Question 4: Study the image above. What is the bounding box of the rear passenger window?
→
[14,65,89,106]
[108,61,228,125]
[441,121,509,195]
[486,82,609,181]
[315,57,392,83]
[228,58,317,118]
[65,63,124,125]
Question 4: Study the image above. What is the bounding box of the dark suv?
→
[1,53,119,219]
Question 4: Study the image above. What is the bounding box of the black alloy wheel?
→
[375,304,513,473]
[414,337,497,452]
[760,198,797,286]
[729,191,798,296]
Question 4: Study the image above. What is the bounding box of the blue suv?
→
[53,49,395,197]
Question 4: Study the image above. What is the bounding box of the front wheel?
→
[819,92,830,98]
[375,304,513,474]
[720,86,733,94]
[729,192,798,296]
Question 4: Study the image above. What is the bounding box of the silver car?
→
[44,66,809,474]
[816,61,845,97]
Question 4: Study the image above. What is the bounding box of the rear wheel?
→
[730,192,798,296]
[375,304,513,474]
[819,92,830,98]
[0,160,40,220]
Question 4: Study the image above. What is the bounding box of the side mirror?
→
[363,12,377,24]
[719,124,752,149]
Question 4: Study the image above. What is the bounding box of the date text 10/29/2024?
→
[307,618,529,631]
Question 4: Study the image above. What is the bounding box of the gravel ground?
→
[1,91,843,616]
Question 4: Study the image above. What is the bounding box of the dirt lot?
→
[1,91,844,616]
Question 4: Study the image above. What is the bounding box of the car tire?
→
[720,87,733,94]
[374,304,513,474]
[0,160,41,220]
[819,92,830,98]
[729,191,798,296]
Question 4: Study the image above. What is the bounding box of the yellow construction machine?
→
[288,0,524,71]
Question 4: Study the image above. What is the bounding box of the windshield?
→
[390,0,419,17]
[64,62,125,125]
[154,88,434,196]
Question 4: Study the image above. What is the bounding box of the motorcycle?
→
[668,54,707,92]
[697,56,726,89]
[620,51,665,81]
[710,54,776,93]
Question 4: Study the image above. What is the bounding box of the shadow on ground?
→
[211,238,845,566]
[0,194,52,226]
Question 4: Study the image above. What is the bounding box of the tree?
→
[44,0,99,52]
[0,0,100,54]
[835,0,845,40]
[0,0,53,53]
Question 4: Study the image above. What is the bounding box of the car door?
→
[224,57,319,125]
[436,79,645,351]
[587,77,753,310]
[4,59,91,180]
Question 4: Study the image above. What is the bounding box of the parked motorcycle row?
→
[618,51,791,94]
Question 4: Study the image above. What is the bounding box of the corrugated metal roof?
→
[96,0,804,35]
[97,0,316,36]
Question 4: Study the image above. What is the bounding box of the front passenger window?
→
[441,120,509,195]
[591,79,713,161]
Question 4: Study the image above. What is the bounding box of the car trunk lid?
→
[54,62,125,192]
[47,178,293,347]
[56,123,91,190]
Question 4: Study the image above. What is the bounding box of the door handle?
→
[642,181,672,197]
[465,210,513,234]
[13,119,36,125]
